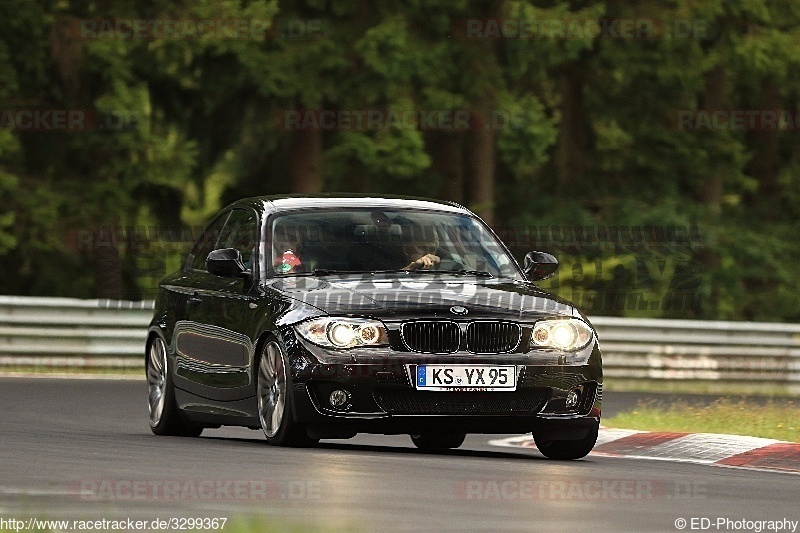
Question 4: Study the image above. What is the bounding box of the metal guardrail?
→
[594,317,800,393]
[0,296,152,369]
[1,296,798,392]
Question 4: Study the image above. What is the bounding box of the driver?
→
[401,229,440,270]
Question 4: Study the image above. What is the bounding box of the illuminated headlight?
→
[295,317,389,349]
[530,319,593,352]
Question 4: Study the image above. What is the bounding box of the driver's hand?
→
[411,253,440,269]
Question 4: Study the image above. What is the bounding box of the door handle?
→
[188,296,202,307]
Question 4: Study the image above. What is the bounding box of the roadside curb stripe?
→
[716,442,800,473]
[593,431,687,455]
[490,429,800,474]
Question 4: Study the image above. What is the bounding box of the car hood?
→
[266,275,575,321]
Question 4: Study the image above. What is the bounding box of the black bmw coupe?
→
[146,195,602,459]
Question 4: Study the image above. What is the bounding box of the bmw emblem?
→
[450,305,469,316]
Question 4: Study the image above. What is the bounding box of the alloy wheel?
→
[257,341,287,438]
[146,337,168,427]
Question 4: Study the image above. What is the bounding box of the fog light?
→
[566,390,580,409]
[329,389,350,409]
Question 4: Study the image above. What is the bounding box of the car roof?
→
[227,194,472,216]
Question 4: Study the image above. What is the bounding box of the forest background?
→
[1,0,799,322]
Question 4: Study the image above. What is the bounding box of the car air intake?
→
[374,389,550,415]
[401,321,460,353]
[465,322,521,353]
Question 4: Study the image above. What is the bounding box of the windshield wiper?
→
[437,269,493,277]
[302,268,492,277]
[308,268,368,276]
[307,268,422,276]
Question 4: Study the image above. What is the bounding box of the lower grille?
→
[401,321,460,353]
[518,370,586,390]
[374,388,550,415]
[466,322,521,353]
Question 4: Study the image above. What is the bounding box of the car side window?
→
[217,208,258,270]
[187,212,230,271]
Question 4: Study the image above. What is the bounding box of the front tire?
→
[146,335,203,437]
[533,422,599,460]
[410,433,466,450]
[257,339,318,447]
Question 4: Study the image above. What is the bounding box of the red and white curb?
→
[490,428,800,474]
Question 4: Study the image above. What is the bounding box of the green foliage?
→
[496,92,558,180]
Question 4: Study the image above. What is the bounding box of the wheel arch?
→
[252,324,299,373]
[252,329,278,372]
[145,327,165,370]
[252,326,302,424]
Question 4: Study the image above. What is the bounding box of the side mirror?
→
[524,251,558,281]
[207,248,251,278]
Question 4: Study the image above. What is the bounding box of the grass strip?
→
[0,366,141,376]
[603,397,800,442]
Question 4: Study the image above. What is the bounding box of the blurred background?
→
[1,0,799,322]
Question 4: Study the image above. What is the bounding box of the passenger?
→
[272,227,303,274]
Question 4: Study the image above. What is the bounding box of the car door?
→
[172,208,262,400]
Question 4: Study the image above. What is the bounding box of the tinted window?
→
[268,208,521,278]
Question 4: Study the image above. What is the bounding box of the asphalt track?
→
[1,378,798,533]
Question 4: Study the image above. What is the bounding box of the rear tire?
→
[146,335,203,437]
[257,339,318,447]
[533,422,598,460]
[410,433,466,450]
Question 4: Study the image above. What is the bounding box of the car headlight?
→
[295,317,389,349]
[530,319,593,352]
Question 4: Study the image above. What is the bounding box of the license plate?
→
[415,365,516,391]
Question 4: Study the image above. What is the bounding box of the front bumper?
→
[284,330,603,439]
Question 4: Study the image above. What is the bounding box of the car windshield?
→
[269,208,521,279]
